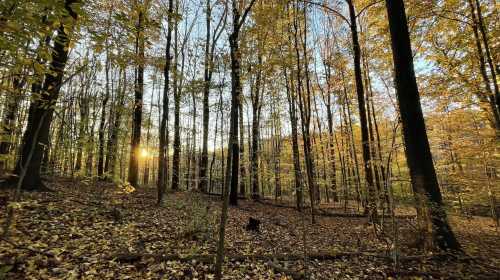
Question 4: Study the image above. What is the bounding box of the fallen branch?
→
[266,261,305,280]
[386,269,446,278]
[114,250,460,265]
[255,200,415,219]
[112,251,360,264]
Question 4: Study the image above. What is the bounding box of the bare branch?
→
[302,0,350,26]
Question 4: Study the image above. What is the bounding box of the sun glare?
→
[140,148,149,158]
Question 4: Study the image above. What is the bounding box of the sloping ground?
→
[0,177,498,279]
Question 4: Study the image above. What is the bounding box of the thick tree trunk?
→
[14,0,78,190]
[385,0,461,251]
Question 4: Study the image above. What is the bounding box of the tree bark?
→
[105,66,126,177]
[347,0,377,220]
[158,0,173,205]
[250,58,263,200]
[97,54,110,178]
[284,68,304,210]
[14,0,78,190]
[128,4,145,188]
[467,0,500,135]
[385,0,461,251]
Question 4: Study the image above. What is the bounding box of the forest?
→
[0,0,499,279]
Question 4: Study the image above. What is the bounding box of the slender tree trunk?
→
[324,63,339,202]
[284,68,304,210]
[0,76,25,174]
[215,1,256,277]
[199,0,212,193]
[171,8,181,191]
[143,82,154,186]
[105,67,126,177]
[467,0,500,135]
[473,0,500,123]
[226,8,244,206]
[250,59,263,200]
[158,0,173,204]
[97,56,110,178]
[239,96,246,197]
[347,0,377,220]
[128,5,145,188]
[292,3,316,221]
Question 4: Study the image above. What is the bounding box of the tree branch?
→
[302,0,350,26]
[237,0,258,30]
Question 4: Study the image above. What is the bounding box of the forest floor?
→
[0,177,499,279]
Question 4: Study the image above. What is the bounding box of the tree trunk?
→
[14,0,78,190]
[347,0,377,220]
[293,2,317,222]
[284,68,304,210]
[215,0,256,277]
[250,59,263,200]
[473,0,500,125]
[158,0,174,203]
[467,0,500,135]
[0,76,24,174]
[105,67,126,177]
[385,0,461,251]
[171,8,181,191]
[128,5,145,188]
[199,0,212,193]
[97,55,110,178]
[239,95,246,197]
[324,63,338,202]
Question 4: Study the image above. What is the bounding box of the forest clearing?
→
[0,0,499,279]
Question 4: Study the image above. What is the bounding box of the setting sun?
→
[140,148,149,158]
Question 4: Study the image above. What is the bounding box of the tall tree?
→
[199,0,227,192]
[14,0,79,190]
[385,0,461,251]
[128,0,146,188]
[171,0,181,191]
[105,66,126,177]
[215,0,257,278]
[346,0,377,219]
[158,0,174,205]
[250,56,263,200]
